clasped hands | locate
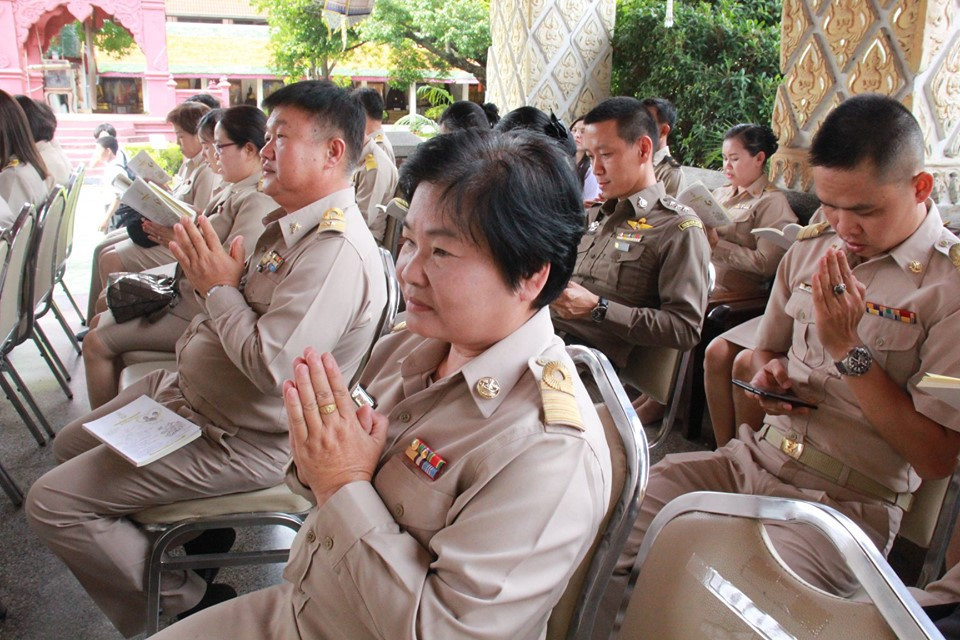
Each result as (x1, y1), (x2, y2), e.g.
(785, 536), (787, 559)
(747, 248), (865, 415)
(285, 348), (389, 507)
(168, 214), (245, 297)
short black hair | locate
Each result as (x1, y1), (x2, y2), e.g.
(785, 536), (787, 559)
(399, 129), (584, 308)
(641, 97), (677, 130)
(262, 80), (364, 167)
(197, 108), (224, 142)
(94, 123), (117, 139)
(810, 94), (924, 182)
(353, 87), (385, 122)
(481, 102), (500, 127)
(186, 93), (222, 109)
(495, 106), (576, 157)
(584, 97), (659, 153)
(96, 135), (119, 155)
(438, 101), (490, 132)
(218, 105), (268, 151)
(14, 96), (57, 142)
(724, 123), (778, 160)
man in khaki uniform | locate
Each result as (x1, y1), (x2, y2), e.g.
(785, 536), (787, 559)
(597, 95), (960, 637)
(152, 125), (610, 640)
(354, 87), (395, 164)
(551, 97), (710, 370)
(354, 133), (398, 244)
(26, 81), (388, 638)
(642, 97), (685, 197)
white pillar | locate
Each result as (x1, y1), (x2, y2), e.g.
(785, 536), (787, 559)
(255, 78), (264, 107)
(459, 82), (470, 101)
(408, 83), (417, 117)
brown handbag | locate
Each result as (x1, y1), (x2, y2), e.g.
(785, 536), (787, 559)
(105, 273), (179, 323)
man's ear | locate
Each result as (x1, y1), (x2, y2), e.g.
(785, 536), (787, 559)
(325, 137), (348, 170)
(913, 171), (934, 203)
(636, 135), (654, 165)
(659, 123), (671, 142)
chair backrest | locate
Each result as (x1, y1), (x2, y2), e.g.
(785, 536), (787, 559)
(32, 186), (68, 306)
(349, 247), (402, 388)
(58, 164), (85, 265)
(546, 345), (649, 640)
(379, 197), (408, 260)
(0, 206), (37, 347)
(619, 492), (943, 640)
(899, 467), (960, 587)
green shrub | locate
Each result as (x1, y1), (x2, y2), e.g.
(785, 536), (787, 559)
(123, 144), (184, 176)
(612, 0), (782, 168)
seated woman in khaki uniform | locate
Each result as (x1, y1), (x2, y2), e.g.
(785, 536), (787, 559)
(0, 90), (49, 228)
(87, 101), (219, 321)
(155, 129), (612, 640)
(83, 105), (277, 409)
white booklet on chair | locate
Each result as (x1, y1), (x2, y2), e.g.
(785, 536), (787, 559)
(82, 395), (202, 467)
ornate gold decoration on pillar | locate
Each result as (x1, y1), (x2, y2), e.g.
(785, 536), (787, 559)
(823, 0), (875, 69)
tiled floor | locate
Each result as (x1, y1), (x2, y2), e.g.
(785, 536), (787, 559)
(0, 184), (714, 639)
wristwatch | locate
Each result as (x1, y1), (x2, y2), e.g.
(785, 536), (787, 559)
(834, 346), (873, 377)
(591, 296), (608, 323)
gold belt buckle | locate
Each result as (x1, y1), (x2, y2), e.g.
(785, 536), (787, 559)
(780, 432), (804, 460)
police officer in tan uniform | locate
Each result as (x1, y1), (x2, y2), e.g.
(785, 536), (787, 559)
(642, 97), (685, 197)
(88, 102), (219, 321)
(596, 95), (960, 638)
(26, 82), (388, 638)
(551, 97), (710, 372)
(153, 127), (610, 640)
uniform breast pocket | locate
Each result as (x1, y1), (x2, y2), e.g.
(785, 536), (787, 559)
(784, 291), (817, 365)
(857, 313), (922, 385)
(374, 455), (454, 546)
(242, 271), (279, 315)
(611, 242), (651, 301)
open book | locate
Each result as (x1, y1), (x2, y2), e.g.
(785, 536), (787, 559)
(121, 177), (197, 227)
(918, 374), (960, 411)
(127, 149), (173, 185)
(750, 223), (805, 250)
(82, 395), (202, 467)
(677, 181), (732, 228)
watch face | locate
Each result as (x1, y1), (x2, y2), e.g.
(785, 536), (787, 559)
(837, 346), (873, 376)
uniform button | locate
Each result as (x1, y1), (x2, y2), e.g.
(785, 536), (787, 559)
(322, 536), (334, 551)
(876, 337), (885, 347)
(398, 411), (411, 423)
(306, 531), (316, 544)
(798, 311), (806, 320)
(394, 504), (404, 518)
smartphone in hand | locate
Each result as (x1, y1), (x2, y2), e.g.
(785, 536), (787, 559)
(732, 379), (819, 410)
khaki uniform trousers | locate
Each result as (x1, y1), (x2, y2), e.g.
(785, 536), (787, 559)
(592, 424), (894, 640)
(87, 229), (128, 321)
(153, 582), (297, 639)
(24, 370), (290, 638)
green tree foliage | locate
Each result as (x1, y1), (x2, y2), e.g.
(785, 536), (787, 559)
(360, 0), (490, 86)
(613, 0), (782, 168)
(253, 0), (363, 81)
(48, 19), (136, 58)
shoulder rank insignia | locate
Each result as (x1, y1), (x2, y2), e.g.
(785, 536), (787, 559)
(374, 132), (385, 143)
(678, 218), (704, 232)
(3, 157), (19, 170)
(257, 176), (265, 192)
(626, 218), (653, 231)
(540, 361), (583, 430)
(391, 320), (407, 333)
(406, 438), (446, 480)
(661, 195), (696, 218)
(950, 243), (960, 270)
(364, 153), (377, 171)
(665, 155), (681, 169)
(317, 207), (346, 234)
(795, 221), (832, 241)
(257, 250), (285, 273)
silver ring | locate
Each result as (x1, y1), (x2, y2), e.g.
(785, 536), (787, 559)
(833, 283), (847, 296)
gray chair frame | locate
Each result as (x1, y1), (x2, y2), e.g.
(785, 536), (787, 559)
(625, 492), (944, 639)
(0, 235), (23, 506)
(558, 345), (649, 639)
(378, 197), (408, 261)
(902, 467), (960, 588)
(55, 164), (87, 324)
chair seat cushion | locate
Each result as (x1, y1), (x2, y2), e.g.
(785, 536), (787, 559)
(121, 350), (176, 366)
(118, 360), (177, 390)
(132, 484), (313, 525)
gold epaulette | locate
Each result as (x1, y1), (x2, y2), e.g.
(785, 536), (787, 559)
(390, 320), (407, 333)
(949, 243), (960, 271)
(364, 153), (377, 171)
(795, 221), (832, 241)
(3, 157), (20, 170)
(374, 132), (385, 143)
(539, 361), (583, 430)
(317, 207), (346, 234)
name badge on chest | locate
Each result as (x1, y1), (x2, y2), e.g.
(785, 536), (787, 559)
(257, 250), (285, 273)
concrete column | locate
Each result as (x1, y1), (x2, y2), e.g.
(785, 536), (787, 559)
(408, 82), (417, 117)
(140, 0), (175, 116)
(459, 82), (470, 101)
(256, 77), (264, 107)
(485, 0), (615, 122)
(0, 0), (27, 97)
(769, 0), (960, 216)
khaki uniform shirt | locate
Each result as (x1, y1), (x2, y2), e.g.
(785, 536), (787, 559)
(653, 145), (685, 197)
(711, 175), (797, 294)
(171, 187), (387, 440)
(172, 153), (218, 212)
(372, 128), (396, 165)
(37, 140), (72, 187)
(282, 307), (611, 640)
(0, 158), (48, 224)
(751, 202), (960, 538)
(353, 136), (399, 243)
(553, 182), (710, 367)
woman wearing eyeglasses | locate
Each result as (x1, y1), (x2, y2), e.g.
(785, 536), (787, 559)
(83, 105), (278, 409)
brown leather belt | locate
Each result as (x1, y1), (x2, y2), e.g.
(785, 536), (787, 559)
(759, 424), (914, 511)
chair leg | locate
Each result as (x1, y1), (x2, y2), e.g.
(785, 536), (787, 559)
(0, 459), (24, 506)
(49, 299), (83, 355)
(3, 361), (57, 439)
(58, 277), (86, 326)
(32, 327), (74, 398)
(0, 368), (47, 446)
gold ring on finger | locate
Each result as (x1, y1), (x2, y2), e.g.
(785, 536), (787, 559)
(320, 403), (338, 415)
